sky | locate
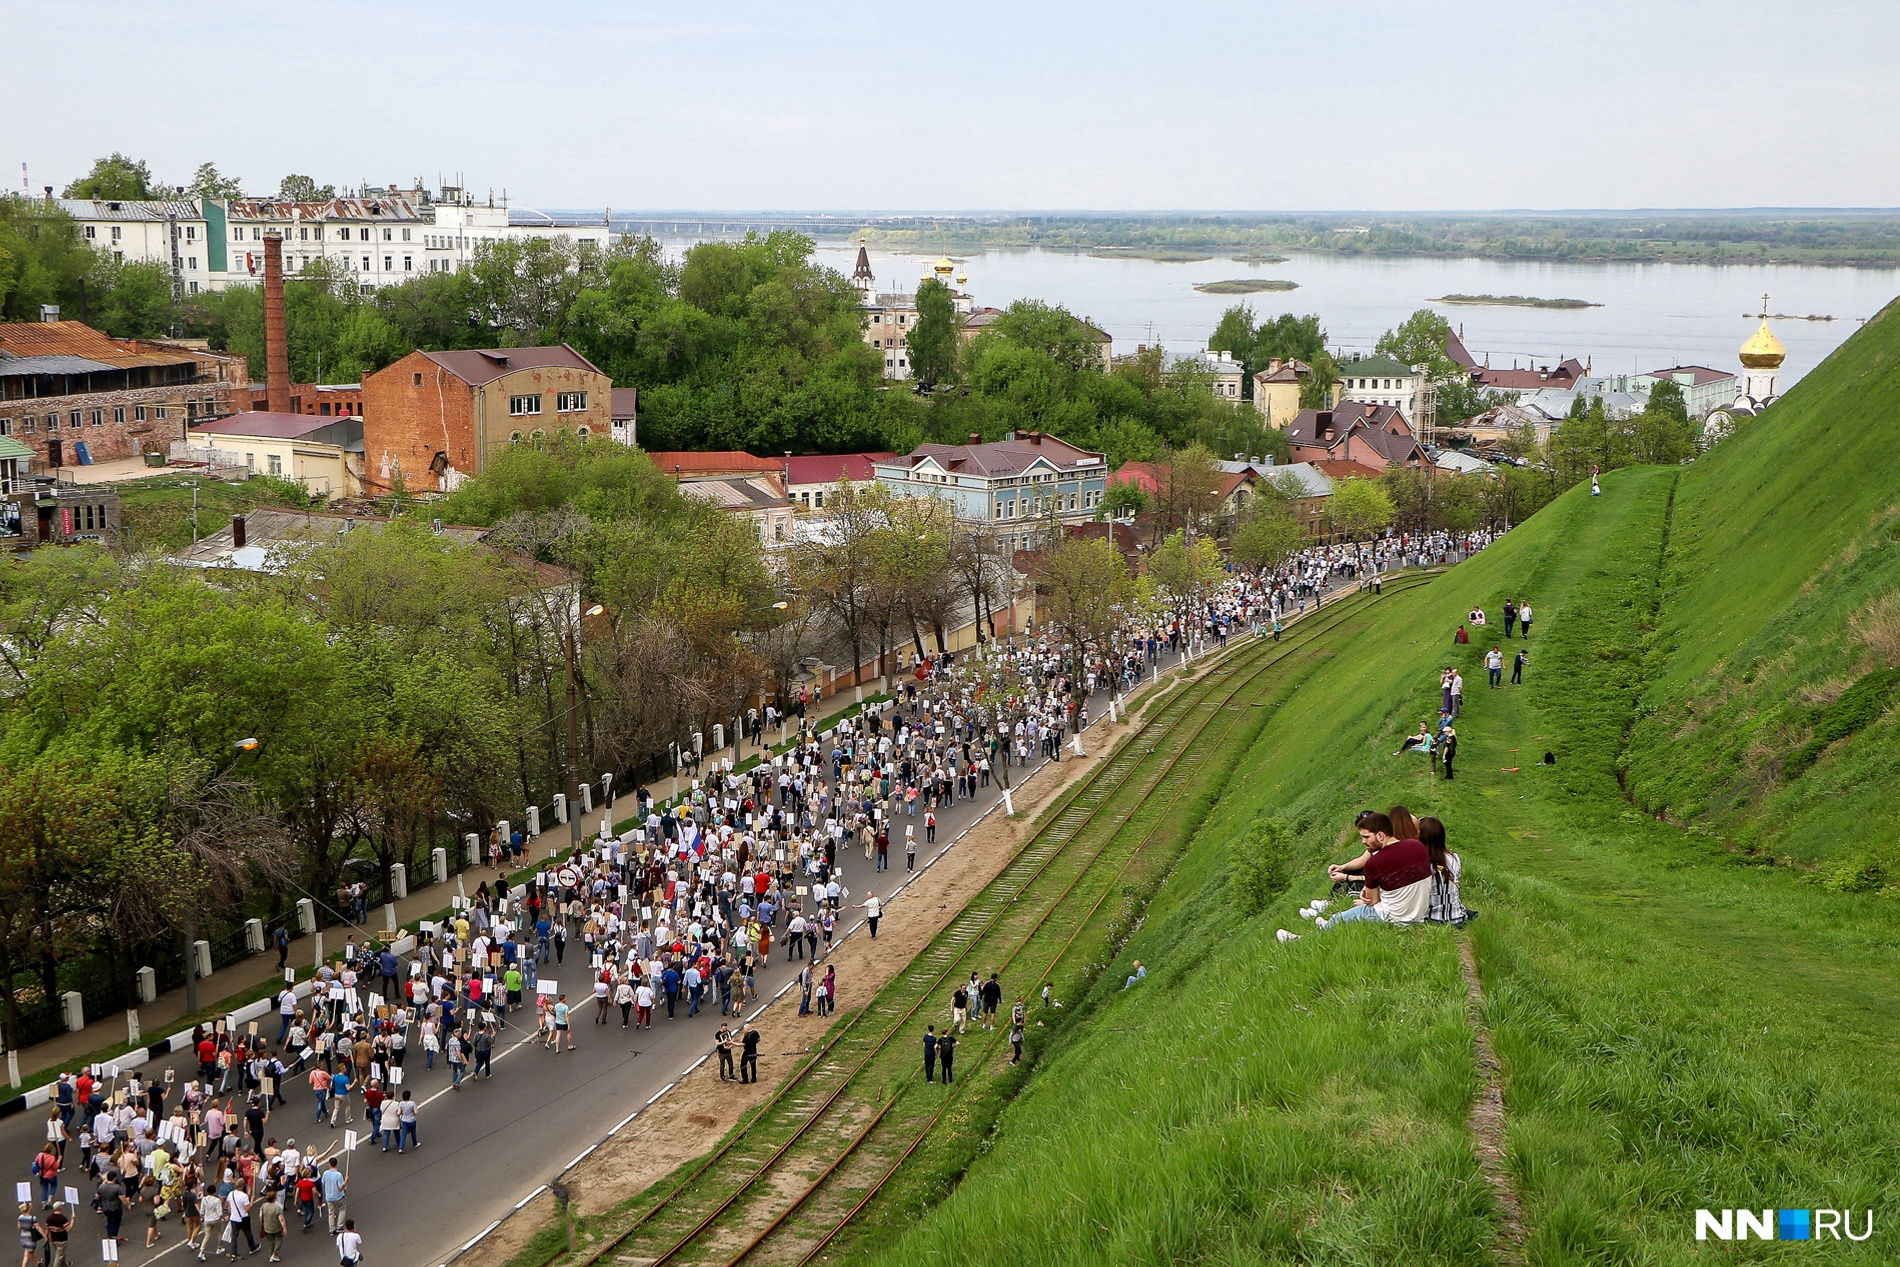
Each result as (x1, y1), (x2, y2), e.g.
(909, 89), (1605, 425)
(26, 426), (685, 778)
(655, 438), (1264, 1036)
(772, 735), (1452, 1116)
(5, 0), (1898, 213)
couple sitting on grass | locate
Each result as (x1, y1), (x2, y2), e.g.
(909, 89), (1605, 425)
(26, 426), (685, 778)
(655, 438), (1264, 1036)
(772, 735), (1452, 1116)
(1277, 806), (1466, 943)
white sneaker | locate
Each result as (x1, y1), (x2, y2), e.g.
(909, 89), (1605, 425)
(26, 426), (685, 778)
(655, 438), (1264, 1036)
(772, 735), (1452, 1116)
(1276, 929), (1300, 943)
(1310, 899), (1332, 914)
(1298, 906), (1314, 919)
(1314, 917), (1332, 931)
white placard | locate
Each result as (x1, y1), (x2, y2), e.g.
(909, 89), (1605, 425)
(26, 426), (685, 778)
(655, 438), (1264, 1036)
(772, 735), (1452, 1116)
(15, 1181), (30, 1203)
(102, 1239), (120, 1262)
(64, 1186), (79, 1208)
(390, 1066), (403, 1087)
(537, 980), (558, 995)
(343, 1129), (359, 1152)
(480, 1011), (496, 1025)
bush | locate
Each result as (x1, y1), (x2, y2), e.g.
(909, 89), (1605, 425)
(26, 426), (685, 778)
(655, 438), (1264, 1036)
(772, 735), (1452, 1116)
(1781, 666), (1900, 779)
(1229, 809), (1295, 915)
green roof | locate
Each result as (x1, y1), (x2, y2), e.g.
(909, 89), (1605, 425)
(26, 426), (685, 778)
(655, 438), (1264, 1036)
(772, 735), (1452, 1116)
(1340, 354), (1415, 378)
(0, 436), (34, 460)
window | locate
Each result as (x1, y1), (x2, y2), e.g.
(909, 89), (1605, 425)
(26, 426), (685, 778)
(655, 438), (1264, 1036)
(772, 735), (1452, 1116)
(0, 418), (9, 436)
(236, 227), (245, 241)
(413, 373), (423, 387)
(84, 225), (96, 239)
(337, 227), (350, 240)
(46, 414), (59, 431)
(189, 281), (199, 293)
(153, 406), (167, 420)
(401, 228), (411, 241)
(576, 425), (590, 438)
(69, 410), (82, 428)
(22, 416), (35, 432)
(252, 227), (262, 240)
(111, 226), (122, 243)
(89, 410), (103, 426)
(556, 391), (588, 412)
(510, 431), (524, 444)
(245, 453), (256, 472)
(267, 454), (283, 475)
(361, 256), (370, 271)
(403, 256), (412, 271)
(133, 406), (146, 422)
(383, 256), (392, 271)
(298, 227), (308, 240)
(510, 394), (543, 417)
(185, 226), (196, 241)
(188, 256), (197, 269)
(113, 406), (125, 424)
(359, 227), (370, 241)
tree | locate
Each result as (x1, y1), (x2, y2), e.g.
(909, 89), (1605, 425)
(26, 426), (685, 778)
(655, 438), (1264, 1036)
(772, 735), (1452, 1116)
(1434, 375), (1512, 427)
(1229, 809), (1295, 916)
(1208, 303), (1257, 382)
(1329, 477), (1394, 540)
(1146, 530), (1225, 616)
(63, 153), (156, 200)
(90, 257), (174, 339)
(1028, 534), (1137, 724)
(278, 174), (336, 202)
(1375, 308), (1457, 381)
(1149, 444), (1225, 540)
(908, 277), (959, 387)
(1099, 479), (1151, 521)
(187, 163), (245, 200)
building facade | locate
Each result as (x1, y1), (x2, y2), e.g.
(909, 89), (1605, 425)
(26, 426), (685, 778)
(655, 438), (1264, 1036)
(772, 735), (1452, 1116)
(873, 432), (1108, 550)
(0, 320), (247, 468)
(359, 346), (612, 493)
(189, 412), (366, 498)
(1252, 358), (1328, 427)
(1334, 353), (1430, 428)
(1633, 364), (1740, 420)
(56, 198), (212, 294)
(1283, 401), (1427, 472)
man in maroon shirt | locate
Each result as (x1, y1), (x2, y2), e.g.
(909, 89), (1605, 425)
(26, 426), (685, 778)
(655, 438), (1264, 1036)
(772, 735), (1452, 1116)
(1279, 811), (1437, 941)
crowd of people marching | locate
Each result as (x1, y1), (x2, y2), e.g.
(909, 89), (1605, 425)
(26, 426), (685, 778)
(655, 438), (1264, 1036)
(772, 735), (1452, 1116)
(14, 528), (1504, 1267)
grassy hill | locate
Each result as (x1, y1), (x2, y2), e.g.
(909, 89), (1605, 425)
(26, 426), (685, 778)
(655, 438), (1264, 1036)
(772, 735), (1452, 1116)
(852, 302), (1900, 1263)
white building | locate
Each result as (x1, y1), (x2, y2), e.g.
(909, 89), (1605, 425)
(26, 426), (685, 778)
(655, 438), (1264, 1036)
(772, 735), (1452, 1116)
(217, 196), (430, 289)
(421, 192), (612, 274)
(1175, 348), (1245, 399)
(1335, 353), (1430, 427)
(55, 198), (213, 293)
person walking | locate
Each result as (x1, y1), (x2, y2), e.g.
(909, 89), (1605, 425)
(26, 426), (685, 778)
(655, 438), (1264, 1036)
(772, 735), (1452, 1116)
(860, 893), (881, 940)
(950, 984), (969, 1034)
(1519, 601), (1534, 639)
(552, 994), (574, 1051)
(1485, 646), (1503, 688)
(258, 1196), (285, 1263)
(1502, 599), (1518, 638)
(319, 1159), (347, 1235)
(1009, 1013), (1025, 1064)
(226, 1186), (259, 1257)
(922, 1026), (938, 1083)
(739, 1024), (760, 1084)
(937, 1031), (957, 1084)
(194, 1186), (221, 1262)
(1512, 649), (1527, 685)
(472, 1026), (495, 1080)
(335, 1219), (363, 1267)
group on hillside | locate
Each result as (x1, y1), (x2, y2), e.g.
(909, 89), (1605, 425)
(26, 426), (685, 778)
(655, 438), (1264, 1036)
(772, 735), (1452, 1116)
(1276, 805), (1469, 943)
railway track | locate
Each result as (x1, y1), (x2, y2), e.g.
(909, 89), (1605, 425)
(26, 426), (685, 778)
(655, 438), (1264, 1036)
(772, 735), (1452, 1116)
(570, 577), (1433, 1267)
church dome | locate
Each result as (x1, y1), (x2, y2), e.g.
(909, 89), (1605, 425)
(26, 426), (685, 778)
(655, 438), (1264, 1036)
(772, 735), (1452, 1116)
(1739, 317), (1785, 369)
(933, 255), (956, 276)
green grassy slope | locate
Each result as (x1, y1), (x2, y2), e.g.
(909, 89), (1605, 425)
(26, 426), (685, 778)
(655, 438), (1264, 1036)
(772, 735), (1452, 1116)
(863, 362), (1900, 1262)
(1624, 298), (1900, 880)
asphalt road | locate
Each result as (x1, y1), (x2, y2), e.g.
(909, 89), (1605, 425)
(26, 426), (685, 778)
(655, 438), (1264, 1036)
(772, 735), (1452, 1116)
(12, 639), (1221, 1267)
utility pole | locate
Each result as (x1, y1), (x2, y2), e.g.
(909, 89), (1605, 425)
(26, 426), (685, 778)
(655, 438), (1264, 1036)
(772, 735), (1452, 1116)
(563, 627), (581, 805)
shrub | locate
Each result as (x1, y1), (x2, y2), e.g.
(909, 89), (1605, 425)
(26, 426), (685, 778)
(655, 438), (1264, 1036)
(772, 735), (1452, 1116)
(1781, 667), (1900, 779)
(1229, 809), (1294, 916)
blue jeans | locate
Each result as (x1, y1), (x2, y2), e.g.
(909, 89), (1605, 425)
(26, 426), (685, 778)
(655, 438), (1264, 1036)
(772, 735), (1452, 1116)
(312, 1090), (328, 1121)
(1323, 904), (1383, 928)
(1488, 667), (1501, 687)
(399, 1120), (418, 1151)
(450, 1059), (465, 1087)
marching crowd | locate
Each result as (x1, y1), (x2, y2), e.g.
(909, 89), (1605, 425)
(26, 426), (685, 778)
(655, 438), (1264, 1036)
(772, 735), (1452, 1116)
(14, 528), (1505, 1267)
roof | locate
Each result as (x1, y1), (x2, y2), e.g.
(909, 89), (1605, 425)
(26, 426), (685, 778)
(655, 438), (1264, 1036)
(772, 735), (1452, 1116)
(679, 477), (792, 511)
(192, 412), (358, 443)
(610, 388), (639, 421)
(784, 452), (897, 487)
(171, 506), (487, 569)
(224, 197), (424, 222)
(1434, 449), (1494, 474)
(1174, 350), (1244, 376)
(56, 198), (202, 221)
(1269, 462), (1334, 497)
(888, 433), (1105, 479)
(1475, 357), (1588, 391)
(1310, 459), (1385, 482)
(1642, 365), (1736, 386)
(0, 435), (35, 461)
(1252, 358), (1313, 384)
(644, 450), (783, 477)
(1445, 328), (1477, 369)
(1285, 402), (1424, 467)
(416, 346), (600, 387)
(1337, 354), (1417, 379)
(0, 354), (120, 376)
(0, 321), (198, 371)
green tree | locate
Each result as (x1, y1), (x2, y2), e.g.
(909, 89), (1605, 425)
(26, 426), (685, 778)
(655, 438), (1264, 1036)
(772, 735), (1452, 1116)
(1208, 303), (1257, 377)
(0, 201), (97, 322)
(1375, 308), (1457, 381)
(63, 153), (156, 200)
(1329, 477), (1394, 540)
(277, 174), (336, 202)
(907, 277), (959, 386)
(187, 163), (245, 200)
(1147, 529), (1225, 615)
(1028, 534), (1138, 725)
(90, 257), (174, 339)
(1099, 479), (1151, 520)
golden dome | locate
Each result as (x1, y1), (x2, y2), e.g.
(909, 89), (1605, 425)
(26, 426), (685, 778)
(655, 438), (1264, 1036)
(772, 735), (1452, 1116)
(1740, 317), (1785, 369)
(933, 255), (955, 275)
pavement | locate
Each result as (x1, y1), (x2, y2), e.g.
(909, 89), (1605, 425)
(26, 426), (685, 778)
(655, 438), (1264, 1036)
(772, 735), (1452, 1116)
(4, 636), (1228, 1267)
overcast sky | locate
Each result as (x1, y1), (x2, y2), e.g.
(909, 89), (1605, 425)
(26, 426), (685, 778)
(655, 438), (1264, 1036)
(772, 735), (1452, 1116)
(6, 0), (1895, 212)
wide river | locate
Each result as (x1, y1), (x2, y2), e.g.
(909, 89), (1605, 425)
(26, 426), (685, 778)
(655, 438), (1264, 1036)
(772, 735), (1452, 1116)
(773, 241), (1899, 389)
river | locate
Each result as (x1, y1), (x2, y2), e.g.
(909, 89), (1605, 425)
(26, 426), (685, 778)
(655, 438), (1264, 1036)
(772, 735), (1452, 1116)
(788, 242), (1900, 389)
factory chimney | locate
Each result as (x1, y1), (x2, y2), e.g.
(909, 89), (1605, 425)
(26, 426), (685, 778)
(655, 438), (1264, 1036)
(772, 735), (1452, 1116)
(262, 232), (291, 414)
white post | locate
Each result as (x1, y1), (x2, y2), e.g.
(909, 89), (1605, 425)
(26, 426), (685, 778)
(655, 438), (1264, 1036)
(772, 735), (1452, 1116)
(295, 898), (316, 935)
(527, 805), (542, 837)
(553, 793), (568, 825)
(464, 832), (480, 867)
(711, 724), (725, 752)
(136, 966), (156, 1004)
(579, 781), (592, 814)
(61, 991), (85, 1033)
(1072, 730), (1085, 757)
(244, 918), (265, 953)
(1002, 787), (1015, 816)
(383, 903), (398, 935)
(191, 940), (212, 980)
(390, 863), (408, 900)
(431, 847), (448, 885)
(126, 1009), (140, 1046)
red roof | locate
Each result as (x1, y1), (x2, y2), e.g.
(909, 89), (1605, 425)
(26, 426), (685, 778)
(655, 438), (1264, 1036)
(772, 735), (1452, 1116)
(418, 346), (599, 387)
(642, 450), (782, 476)
(1474, 357), (1587, 391)
(1311, 459), (1384, 481)
(193, 411), (342, 440)
(784, 452), (897, 486)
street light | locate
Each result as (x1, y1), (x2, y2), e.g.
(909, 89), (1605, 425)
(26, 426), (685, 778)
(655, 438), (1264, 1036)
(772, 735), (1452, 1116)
(235, 737), (259, 752)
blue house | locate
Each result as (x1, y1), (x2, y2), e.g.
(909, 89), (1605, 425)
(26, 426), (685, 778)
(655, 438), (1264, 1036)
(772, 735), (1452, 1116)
(873, 431), (1108, 550)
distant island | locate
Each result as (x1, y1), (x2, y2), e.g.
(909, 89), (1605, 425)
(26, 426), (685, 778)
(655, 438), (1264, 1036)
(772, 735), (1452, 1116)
(1433, 293), (1601, 309)
(1749, 311), (1835, 321)
(1231, 252), (1290, 264)
(1195, 279), (1300, 294)
(1085, 248), (1214, 262)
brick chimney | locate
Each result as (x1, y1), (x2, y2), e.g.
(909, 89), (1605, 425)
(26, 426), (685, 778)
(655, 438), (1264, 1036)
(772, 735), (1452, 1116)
(232, 514), (247, 548)
(262, 233), (291, 414)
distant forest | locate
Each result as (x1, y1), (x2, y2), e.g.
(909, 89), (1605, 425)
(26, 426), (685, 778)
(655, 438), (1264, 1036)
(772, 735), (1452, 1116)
(857, 212), (1900, 267)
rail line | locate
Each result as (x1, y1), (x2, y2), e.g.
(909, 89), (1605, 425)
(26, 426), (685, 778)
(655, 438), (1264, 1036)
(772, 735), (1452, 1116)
(570, 577), (1432, 1267)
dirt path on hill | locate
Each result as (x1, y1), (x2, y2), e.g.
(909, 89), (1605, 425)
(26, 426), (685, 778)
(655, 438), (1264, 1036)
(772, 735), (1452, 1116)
(1460, 936), (1526, 1265)
(466, 712), (1136, 1267)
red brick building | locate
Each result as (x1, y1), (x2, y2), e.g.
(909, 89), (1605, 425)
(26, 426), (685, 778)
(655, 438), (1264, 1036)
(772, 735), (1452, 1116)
(1283, 401), (1427, 472)
(359, 346), (612, 494)
(0, 321), (247, 468)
